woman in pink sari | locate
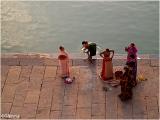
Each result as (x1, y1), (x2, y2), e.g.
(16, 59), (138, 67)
(125, 43), (138, 64)
(58, 46), (70, 78)
(125, 43), (138, 86)
(100, 49), (114, 81)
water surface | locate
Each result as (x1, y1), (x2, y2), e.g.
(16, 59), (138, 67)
(1, 1), (159, 54)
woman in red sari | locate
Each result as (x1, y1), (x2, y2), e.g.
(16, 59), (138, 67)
(58, 46), (70, 78)
(100, 49), (114, 80)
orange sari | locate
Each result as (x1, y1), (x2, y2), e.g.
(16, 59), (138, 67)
(58, 51), (70, 77)
(101, 57), (113, 80)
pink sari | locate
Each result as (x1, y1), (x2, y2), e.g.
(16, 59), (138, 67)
(58, 51), (70, 77)
(127, 46), (138, 63)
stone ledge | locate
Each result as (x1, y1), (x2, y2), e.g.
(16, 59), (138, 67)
(2, 53), (157, 59)
(1, 53), (159, 66)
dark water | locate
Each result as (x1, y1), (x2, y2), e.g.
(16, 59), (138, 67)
(1, 1), (159, 54)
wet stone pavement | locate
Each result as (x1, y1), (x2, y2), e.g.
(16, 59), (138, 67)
(1, 54), (159, 119)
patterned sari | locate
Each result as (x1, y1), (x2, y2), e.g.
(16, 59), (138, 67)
(126, 46), (138, 86)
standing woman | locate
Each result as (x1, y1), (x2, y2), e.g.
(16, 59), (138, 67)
(125, 43), (138, 86)
(58, 46), (70, 78)
(100, 49), (114, 80)
(125, 43), (138, 64)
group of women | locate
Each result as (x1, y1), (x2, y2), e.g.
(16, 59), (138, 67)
(58, 42), (138, 100)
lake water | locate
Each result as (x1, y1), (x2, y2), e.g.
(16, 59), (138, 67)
(1, 1), (159, 54)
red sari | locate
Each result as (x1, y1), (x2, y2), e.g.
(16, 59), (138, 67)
(101, 57), (113, 80)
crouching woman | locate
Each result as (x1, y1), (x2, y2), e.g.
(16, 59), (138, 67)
(119, 66), (133, 101)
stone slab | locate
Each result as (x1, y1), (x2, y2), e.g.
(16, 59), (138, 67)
(44, 66), (57, 78)
(24, 90), (40, 104)
(61, 106), (76, 116)
(38, 88), (53, 108)
(21, 104), (37, 119)
(30, 66), (45, 79)
(36, 108), (50, 119)
(92, 104), (105, 116)
(2, 84), (17, 103)
(1, 103), (12, 114)
(76, 108), (91, 119)
(13, 94), (25, 107)
(5, 66), (21, 84)
(50, 110), (61, 119)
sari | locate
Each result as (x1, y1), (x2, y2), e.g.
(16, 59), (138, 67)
(58, 51), (70, 78)
(101, 57), (113, 80)
(127, 46), (138, 63)
(128, 61), (137, 87)
(126, 46), (138, 85)
(119, 69), (133, 101)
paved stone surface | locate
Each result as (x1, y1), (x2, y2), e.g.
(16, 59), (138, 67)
(76, 108), (91, 119)
(1, 55), (159, 119)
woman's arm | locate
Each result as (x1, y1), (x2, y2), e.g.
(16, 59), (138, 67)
(125, 47), (128, 52)
(100, 51), (104, 58)
(110, 50), (114, 59)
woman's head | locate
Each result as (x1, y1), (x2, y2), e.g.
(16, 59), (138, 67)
(130, 43), (135, 47)
(59, 46), (64, 51)
(124, 66), (129, 72)
(106, 48), (110, 52)
(82, 41), (89, 48)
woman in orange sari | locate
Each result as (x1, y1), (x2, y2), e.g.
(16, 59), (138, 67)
(100, 49), (114, 81)
(58, 46), (70, 78)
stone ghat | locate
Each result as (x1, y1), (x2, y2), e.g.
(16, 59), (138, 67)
(1, 53), (159, 67)
(1, 53), (159, 119)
